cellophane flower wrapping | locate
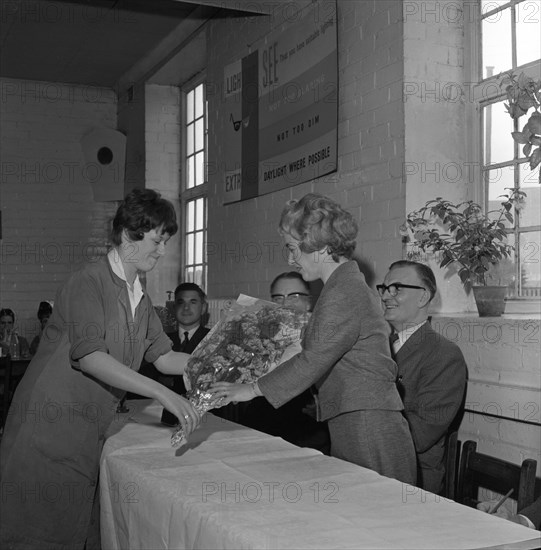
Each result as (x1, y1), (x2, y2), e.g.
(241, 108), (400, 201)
(170, 294), (308, 448)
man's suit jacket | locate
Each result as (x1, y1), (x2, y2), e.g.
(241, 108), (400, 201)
(160, 325), (210, 426)
(520, 495), (541, 530)
(394, 321), (467, 494)
(168, 325), (210, 353)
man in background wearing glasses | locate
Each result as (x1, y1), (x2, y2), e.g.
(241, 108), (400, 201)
(377, 260), (467, 495)
(270, 271), (312, 312)
(240, 271), (330, 454)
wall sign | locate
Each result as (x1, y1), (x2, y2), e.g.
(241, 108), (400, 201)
(223, 1), (337, 204)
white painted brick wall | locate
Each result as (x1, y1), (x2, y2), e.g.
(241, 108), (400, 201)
(143, 84), (182, 306)
(433, 316), (541, 477)
(0, 78), (117, 342)
(403, 1), (474, 314)
(206, 0), (405, 300)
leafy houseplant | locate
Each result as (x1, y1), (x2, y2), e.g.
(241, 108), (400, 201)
(501, 71), (541, 183)
(401, 188), (526, 316)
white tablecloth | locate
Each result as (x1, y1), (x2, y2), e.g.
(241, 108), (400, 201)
(100, 400), (540, 550)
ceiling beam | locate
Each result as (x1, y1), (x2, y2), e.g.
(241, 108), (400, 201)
(114, 4), (218, 95)
(170, 0), (274, 15)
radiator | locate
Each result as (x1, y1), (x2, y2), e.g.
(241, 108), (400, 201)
(206, 298), (236, 327)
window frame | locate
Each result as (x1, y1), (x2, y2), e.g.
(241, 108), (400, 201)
(466, 0), (540, 310)
(180, 75), (208, 291)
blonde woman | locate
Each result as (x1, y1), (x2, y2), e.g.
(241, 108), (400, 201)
(211, 193), (416, 484)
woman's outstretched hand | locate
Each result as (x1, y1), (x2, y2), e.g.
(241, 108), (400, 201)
(158, 388), (201, 434)
(208, 382), (258, 406)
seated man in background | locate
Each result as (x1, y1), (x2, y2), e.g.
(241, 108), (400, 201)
(161, 282), (210, 425)
(378, 260), (467, 494)
(29, 301), (53, 356)
(166, 282), (210, 355)
(239, 271), (331, 454)
(0, 308), (30, 358)
(478, 495), (541, 530)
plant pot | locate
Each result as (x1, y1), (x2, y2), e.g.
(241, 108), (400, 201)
(472, 286), (507, 317)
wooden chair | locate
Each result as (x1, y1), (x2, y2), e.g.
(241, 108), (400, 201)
(457, 440), (537, 513)
(442, 430), (459, 500)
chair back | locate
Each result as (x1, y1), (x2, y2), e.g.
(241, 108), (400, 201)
(457, 440), (537, 513)
(443, 430), (459, 500)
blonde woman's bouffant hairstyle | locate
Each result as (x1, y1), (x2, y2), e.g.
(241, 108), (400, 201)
(279, 193), (358, 261)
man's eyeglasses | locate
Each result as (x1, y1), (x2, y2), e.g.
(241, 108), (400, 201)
(376, 283), (426, 297)
(271, 292), (310, 305)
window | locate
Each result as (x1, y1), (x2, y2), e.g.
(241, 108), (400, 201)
(181, 80), (208, 289)
(476, 0), (540, 299)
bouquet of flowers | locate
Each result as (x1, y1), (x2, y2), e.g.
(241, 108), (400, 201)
(170, 294), (308, 448)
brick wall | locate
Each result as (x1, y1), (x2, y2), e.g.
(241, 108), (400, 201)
(142, 84), (182, 306)
(433, 316), (541, 507)
(0, 78), (117, 342)
(205, 0), (405, 299)
(403, 1), (474, 313)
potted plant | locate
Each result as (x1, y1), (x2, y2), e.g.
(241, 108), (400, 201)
(401, 188), (526, 317)
(500, 71), (541, 182)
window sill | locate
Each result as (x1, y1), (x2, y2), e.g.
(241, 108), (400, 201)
(431, 311), (541, 321)
(430, 300), (540, 320)
(502, 299), (541, 317)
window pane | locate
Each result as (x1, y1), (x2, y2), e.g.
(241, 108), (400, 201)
(187, 156), (195, 189)
(483, 100), (514, 165)
(195, 198), (204, 230)
(482, 8), (511, 78)
(195, 232), (203, 264)
(516, 1), (541, 67)
(518, 106), (539, 160)
(519, 230), (541, 296)
(195, 118), (204, 152)
(493, 232), (516, 292)
(195, 84), (203, 119)
(186, 233), (194, 264)
(519, 164), (541, 227)
(183, 82), (207, 296)
(187, 90), (194, 123)
(196, 265), (207, 288)
(486, 166), (516, 228)
(481, 0), (510, 11)
(187, 123), (194, 156)
(187, 200), (195, 231)
(192, 267), (202, 287)
(195, 151), (205, 186)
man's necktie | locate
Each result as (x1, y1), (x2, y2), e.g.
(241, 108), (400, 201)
(389, 333), (403, 388)
(390, 332), (399, 356)
(181, 331), (189, 351)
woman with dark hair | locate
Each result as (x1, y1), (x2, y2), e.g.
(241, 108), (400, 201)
(211, 193), (416, 484)
(0, 189), (199, 550)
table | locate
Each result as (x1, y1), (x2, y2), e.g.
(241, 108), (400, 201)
(100, 401), (541, 550)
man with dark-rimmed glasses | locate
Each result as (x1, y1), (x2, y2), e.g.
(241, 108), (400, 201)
(242, 270), (330, 454)
(378, 260), (467, 495)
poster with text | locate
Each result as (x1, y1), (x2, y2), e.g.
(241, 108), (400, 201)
(223, 1), (337, 204)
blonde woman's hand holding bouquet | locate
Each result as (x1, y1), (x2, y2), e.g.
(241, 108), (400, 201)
(170, 294), (308, 448)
